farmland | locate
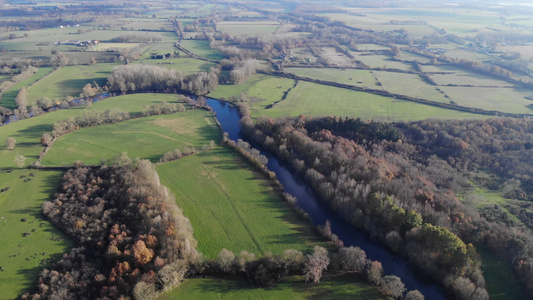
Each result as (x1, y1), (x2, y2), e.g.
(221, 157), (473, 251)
(157, 146), (324, 258)
(41, 109), (220, 166)
(0, 67), (54, 109)
(1, 0), (533, 299)
(217, 21), (280, 37)
(248, 81), (483, 121)
(209, 74), (296, 109)
(0, 93), (182, 168)
(284, 68), (383, 90)
(0, 170), (73, 300)
(26, 64), (118, 104)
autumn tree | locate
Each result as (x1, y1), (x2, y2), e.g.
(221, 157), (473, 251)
(132, 240), (154, 265)
(303, 246), (329, 283)
(5, 137), (15, 150)
(366, 260), (384, 286)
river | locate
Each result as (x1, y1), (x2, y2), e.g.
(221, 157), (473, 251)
(206, 98), (448, 300)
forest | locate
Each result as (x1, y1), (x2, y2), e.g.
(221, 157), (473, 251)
(22, 159), (198, 299)
(243, 114), (533, 299)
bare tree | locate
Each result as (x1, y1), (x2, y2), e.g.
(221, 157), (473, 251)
(303, 245), (329, 283)
(336, 246), (367, 272)
(380, 275), (406, 299)
(217, 249), (235, 273)
(41, 133), (53, 147)
(405, 290), (425, 300)
(6, 137), (16, 150)
(14, 154), (26, 168)
(15, 87), (27, 108)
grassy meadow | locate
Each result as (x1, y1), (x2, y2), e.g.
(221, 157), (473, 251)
(0, 170), (73, 300)
(0, 93), (183, 168)
(217, 21), (280, 36)
(179, 40), (223, 60)
(249, 81), (484, 121)
(439, 86), (533, 114)
(157, 146), (325, 258)
(158, 273), (383, 300)
(209, 74), (296, 109)
(0, 67), (54, 109)
(372, 71), (451, 103)
(26, 64), (118, 104)
(285, 68), (383, 90)
(351, 53), (414, 71)
(138, 57), (216, 76)
(41, 109), (220, 166)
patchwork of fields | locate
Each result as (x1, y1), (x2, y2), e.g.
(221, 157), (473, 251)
(1, 1), (533, 299)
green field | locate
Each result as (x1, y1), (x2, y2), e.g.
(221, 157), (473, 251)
(251, 81), (483, 121)
(138, 57), (216, 76)
(424, 65), (512, 87)
(179, 40), (223, 60)
(0, 67), (54, 109)
(352, 53), (414, 71)
(0, 170), (73, 300)
(158, 273), (383, 300)
(209, 74), (296, 109)
(157, 146), (324, 258)
(0, 94), (182, 168)
(373, 71), (451, 103)
(217, 21), (279, 36)
(26, 64), (119, 104)
(439, 86), (533, 114)
(285, 68), (383, 90)
(41, 109), (220, 166)
(91, 42), (140, 51)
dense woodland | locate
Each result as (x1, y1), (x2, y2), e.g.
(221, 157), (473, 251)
(22, 159), (198, 299)
(243, 115), (533, 299)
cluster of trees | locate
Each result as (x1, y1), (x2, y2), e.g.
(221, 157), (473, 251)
(52, 108), (130, 137)
(80, 82), (103, 98)
(229, 59), (259, 84)
(243, 115), (488, 299)
(142, 101), (186, 117)
(23, 159), (197, 299)
(106, 64), (219, 96)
